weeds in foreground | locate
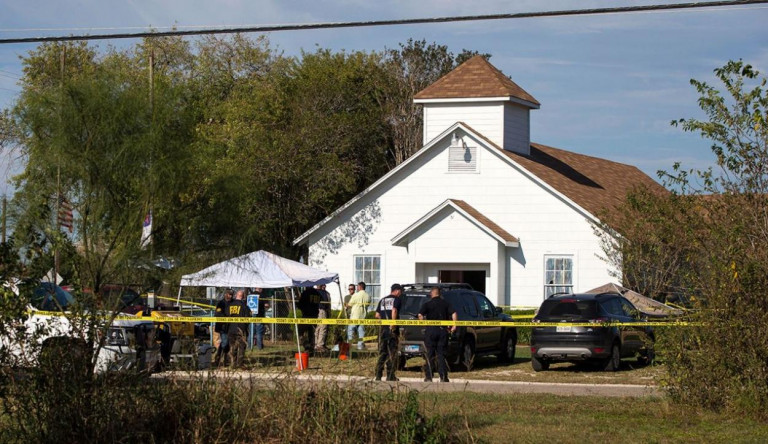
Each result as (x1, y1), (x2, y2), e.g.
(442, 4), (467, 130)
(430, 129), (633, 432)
(0, 366), (469, 444)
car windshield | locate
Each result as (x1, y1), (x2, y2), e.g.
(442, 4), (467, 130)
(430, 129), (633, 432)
(31, 283), (75, 311)
(536, 299), (597, 320)
(401, 293), (428, 316)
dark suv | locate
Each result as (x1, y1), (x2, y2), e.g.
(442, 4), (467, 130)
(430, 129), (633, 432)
(398, 283), (517, 371)
(530, 293), (654, 372)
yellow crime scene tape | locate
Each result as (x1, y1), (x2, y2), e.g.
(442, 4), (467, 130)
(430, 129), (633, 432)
(29, 310), (701, 328)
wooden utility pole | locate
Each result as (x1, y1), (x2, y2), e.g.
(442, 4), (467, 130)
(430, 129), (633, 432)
(2, 195), (7, 244)
(54, 46), (66, 281)
(148, 45), (154, 258)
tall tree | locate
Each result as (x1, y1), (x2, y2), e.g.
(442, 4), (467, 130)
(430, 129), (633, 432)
(8, 40), (198, 292)
(597, 60), (768, 416)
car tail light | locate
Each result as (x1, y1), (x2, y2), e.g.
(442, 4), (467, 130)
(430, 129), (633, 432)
(593, 347), (605, 354)
(530, 347), (537, 353)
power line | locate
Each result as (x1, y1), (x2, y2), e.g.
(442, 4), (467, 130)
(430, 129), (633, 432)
(0, 0), (765, 45)
(0, 70), (21, 79)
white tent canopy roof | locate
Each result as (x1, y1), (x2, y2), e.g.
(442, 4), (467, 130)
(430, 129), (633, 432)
(180, 250), (338, 288)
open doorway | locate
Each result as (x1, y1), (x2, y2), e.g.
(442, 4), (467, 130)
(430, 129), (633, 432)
(438, 270), (486, 294)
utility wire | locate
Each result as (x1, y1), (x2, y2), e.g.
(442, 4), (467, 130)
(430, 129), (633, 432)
(0, 0), (766, 44)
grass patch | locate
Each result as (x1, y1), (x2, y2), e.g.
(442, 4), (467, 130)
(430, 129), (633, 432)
(424, 392), (768, 443)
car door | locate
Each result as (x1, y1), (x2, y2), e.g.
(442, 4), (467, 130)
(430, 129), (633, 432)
(473, 292), (501, 350)
(619, 298), (645, 353)
(600, 297), (633, 352)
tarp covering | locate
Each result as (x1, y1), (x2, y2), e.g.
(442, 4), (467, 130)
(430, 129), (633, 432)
(587, 283), (683, 318)
(180, 250), (338, 288)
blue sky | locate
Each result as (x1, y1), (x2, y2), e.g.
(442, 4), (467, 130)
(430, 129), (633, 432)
(1, 0), (767, 196)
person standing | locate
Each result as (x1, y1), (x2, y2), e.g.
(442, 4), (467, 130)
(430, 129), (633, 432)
(213, 289), (233, 367)
(314, 284), (331, 352)
(374, 283), (403, 381)
(343, 284), (356, 317)
(418, 286), (458, 382)
(251, 288), (269, 350)
(227, 290), (251, 369)
(298, 286), (321, 353)
(347, 282), (371, 350)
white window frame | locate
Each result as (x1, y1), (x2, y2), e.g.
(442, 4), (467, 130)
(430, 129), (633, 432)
(543, 255), (575, 299)
(353, 254), (382, 300)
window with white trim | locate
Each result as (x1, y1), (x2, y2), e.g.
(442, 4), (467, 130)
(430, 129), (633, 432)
(354, 255), (381, 300)
(544, 255), (573, 298)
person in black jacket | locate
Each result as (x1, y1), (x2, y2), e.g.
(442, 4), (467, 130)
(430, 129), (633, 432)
(227, 290), (251, 369)
(297, 286), (321, 352)
(213, 289), (233, 367)
(418, 286), (458, 382)
(374, 284), (403, 381)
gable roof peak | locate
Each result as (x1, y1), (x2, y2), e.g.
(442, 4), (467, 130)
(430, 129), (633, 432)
(414, 55), (540, 107)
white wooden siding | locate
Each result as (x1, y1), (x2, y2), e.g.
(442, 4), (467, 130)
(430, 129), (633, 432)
(503, 103), (530, 155)
(308, 128), (615, 308)
(423, 103), (504, 147)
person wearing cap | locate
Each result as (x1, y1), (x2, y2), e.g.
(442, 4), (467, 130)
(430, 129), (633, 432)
(374, 283), (403, 381)
(346, 282), (371, 350)
(227, 290), (252, 369)
(213, 289), (234, 367)
(418, 286), (458, 382)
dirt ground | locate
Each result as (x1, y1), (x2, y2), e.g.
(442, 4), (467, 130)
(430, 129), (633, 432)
(233, 342), (664, 386)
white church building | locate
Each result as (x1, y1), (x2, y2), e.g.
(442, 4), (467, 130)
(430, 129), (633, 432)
(293, 56), (660, 308)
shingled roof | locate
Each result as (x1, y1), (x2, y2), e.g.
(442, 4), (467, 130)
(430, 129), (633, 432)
(414, 55), (540, 107)
(505, 143), (665, 217)
(448, 199), (519, 244)
(456, 122), (663, 217)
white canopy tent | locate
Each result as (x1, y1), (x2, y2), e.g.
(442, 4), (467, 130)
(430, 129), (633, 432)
(179, 250), (339, 368)
(180, 250), (338, 289)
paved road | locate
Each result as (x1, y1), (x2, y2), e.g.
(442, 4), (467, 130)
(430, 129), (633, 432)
(158, 371), (662, 398)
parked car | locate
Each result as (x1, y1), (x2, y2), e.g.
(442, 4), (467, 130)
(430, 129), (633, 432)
(2, 281), (160, 372)
(398, 283), (517, 371)
(530, 292), (655, 372)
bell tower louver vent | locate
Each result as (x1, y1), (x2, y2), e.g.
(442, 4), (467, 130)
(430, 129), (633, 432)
(448, 133), (477, 173)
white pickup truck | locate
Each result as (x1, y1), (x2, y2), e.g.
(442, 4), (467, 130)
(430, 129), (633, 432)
(2, 282), (161, 373)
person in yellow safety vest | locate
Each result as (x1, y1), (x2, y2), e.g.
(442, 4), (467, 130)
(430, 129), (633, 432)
(346, 282), (371, 350)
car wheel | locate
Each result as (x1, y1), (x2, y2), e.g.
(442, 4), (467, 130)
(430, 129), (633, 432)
(603, 342), (621, 372)
(497, 332), (517, 363)
(531, 355), (549, 372)
(637, 347), (655, 366)
(460, 339), (476, 372)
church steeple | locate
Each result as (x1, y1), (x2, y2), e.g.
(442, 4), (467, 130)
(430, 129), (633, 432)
(414, 56), (539, 155)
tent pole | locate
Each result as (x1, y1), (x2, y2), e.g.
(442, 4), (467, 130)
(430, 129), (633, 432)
(290, 287), (303, 370)
(271, 292), (276, 344)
